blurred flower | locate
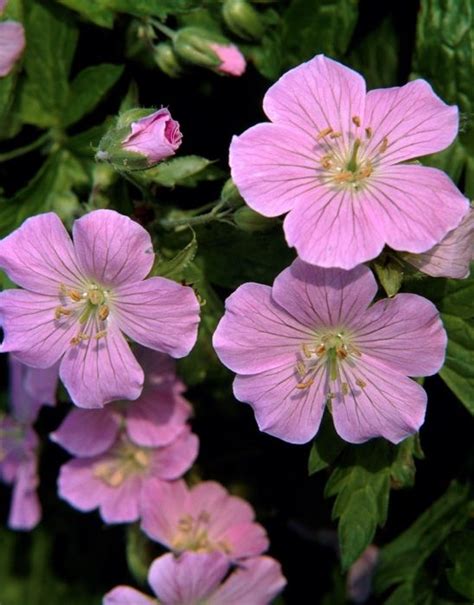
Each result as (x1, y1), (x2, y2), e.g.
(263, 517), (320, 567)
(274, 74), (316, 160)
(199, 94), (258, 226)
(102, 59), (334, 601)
(0, 357), (58, 530)
(0, 210), (200, 408)
(0, 21), (25, 77)
(208, 43), (246, 76)
(213, 259), (446, 444)
(141, 479), (269, 560)
(222, 0), (265, 41)
(229, 54), (469, 269)
(403, 207), (474, 278)
(347, 545), (379, 603)
(154, 43), (184, 78)
(103, 551), (286, 605)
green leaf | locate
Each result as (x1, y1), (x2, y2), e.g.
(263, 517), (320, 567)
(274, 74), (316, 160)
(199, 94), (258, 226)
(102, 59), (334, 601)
(0, 0), (24, 138)
(372, 256), (404, 298)
(152, 230), (198, 281)
(390, 435), (424, 490)
(282, 0), (359, 67)
(18, 1), (78, 127)
(308, 411), (346, 475)
(374, 481), (472, 603)
(101, 0), (202, 18)
(325, 440), (392, 570)
(56, 0), (115, 27)
(63, 64), (124, 127)
(445, 531), (474, 600)
(139, 156), (224, 188)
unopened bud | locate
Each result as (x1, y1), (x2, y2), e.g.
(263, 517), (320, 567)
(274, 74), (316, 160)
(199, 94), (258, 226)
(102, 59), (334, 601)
(96, 107), (182, 171)
(221, 178), (245, 208)
(234, 206), (276, 232)
(154, 42), (183, 78)
(222, 0), (265, 41)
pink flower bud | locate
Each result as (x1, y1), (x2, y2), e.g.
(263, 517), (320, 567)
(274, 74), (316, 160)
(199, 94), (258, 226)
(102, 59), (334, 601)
(0, 21), (25, 77)
(121, 108), (182, 165)
(209, 42), (246, 76)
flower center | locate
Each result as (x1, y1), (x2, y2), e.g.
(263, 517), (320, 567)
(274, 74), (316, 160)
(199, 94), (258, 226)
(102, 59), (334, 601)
(295, 329), (366, 399)
(171, 510), (231, 555)
(316, 116), (390, 192)
(93, 438), (151, 487)
(55, 282), (112, 345)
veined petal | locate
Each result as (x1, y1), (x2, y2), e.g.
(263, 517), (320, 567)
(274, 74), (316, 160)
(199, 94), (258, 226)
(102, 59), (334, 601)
(51, 407), (121, 456)
(59, 321), (144, 409)
(233, 362), (327, 445)
(272, 260), (377, 329)
(148, 428), (198, 480)
(58, 458), (108, 513)
(229, 122), (320, 217)
(364, 80), (458, 165)
(103, 586), (157, 605)
(113, 277), (200, 359)
(0, 213), (83, 295)
(219, 523), (269, 560)
(354, 293), (446, 376)
(72, 210), (154, 287)
(209, 557), (286, 605)
(263, 54), (366, 155)
(8, 459), (41, 530)
(332, 357), (427, 444)
(140, 479), (188, 548)
(213, 283), (309, 375)
(0, 21), (25, 76)
(148, 552), (229, 605)
(283, 185), (385, 269)
(367, 164), (469, 254)
(0, 289), (76, 368)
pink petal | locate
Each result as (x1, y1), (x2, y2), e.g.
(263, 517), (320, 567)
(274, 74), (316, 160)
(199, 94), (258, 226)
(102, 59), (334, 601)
(59, 321), (144, 408)
(72, 210), (154, 287)
(23, 363), (59, 408)
(0, 289), (76, 368)
(8, 459), (41, 531)
(272, 260), (377, 329)
(0, 21), (25, 76)
(209, 556), (287, 605)
(122, 109), (182, 164)
(148, 552), (229, 605)
(57, 458), (107, 513)
(51, 407), (121, 456)
(126, 389), (192, 448)
(213, 283), (309, 375)
(101, 474), (142, 523)
(190, 482), (253, 529)
(140, 479), (188, 548)
(0, 213), (83, 295)
(282, 185), (385, 269)
(354, 293), (446, 376)
(331, 357), (428, 444)
(148, 428), (199, 480)
(263, 54), (366, 153)
(9, 357), (58, 424)
(233, 361), (326, 444)
(103, 586), (157, 605)
(347, 545), (379, 603)
(210, 43), (246, 76)
(404, 207), (474, 278)
(364, 80), (458, 165)
(219, 522), (269, 559)
(366, 164), (469, 254)
(229, 122), (320, 217)
(113, 277), (200, 358)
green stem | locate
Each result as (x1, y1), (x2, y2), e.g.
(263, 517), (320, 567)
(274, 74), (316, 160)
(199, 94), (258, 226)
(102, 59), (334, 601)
(150, 19), (176, 40)
(159, 207), (232, 228)
(0, 132), (50, 163)
(346, 138), (361, 173)
(117, 170), (153, 203)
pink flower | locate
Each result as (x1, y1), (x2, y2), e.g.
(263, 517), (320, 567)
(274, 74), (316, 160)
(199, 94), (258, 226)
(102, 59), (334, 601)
(0, 21), (25, 77)
(403, 207), (474, 278)
(213, 259), (447, 444)
(0, 210), (200, 408)
(121, 108), (182, 165)
(209, 43), (246, 76)
(0, 357), (58, 530)
(141, 479), (269, 560)
(229, 54), (469, 269)
(347, 545), (379, 603)
(103, 552), (286, 605)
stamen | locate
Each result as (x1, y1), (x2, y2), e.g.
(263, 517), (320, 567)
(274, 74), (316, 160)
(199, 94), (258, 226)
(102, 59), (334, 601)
(365, 127), (372, 139)
(54, 306), (72, 320)
(336, 347), (348, 359)
(70, 333), (89, 345)
(315, 344), (326, 357)
(296, 360), (306, 376)
(95, 330), (107, 340)
(358, 164), (373, 178)
(178, 515), (193, 532)
(316, 127), (333, 140)
(341, 382), (349, 395)
(355, 378), (367, 389)
(89, 289), (104, 305)
(296, 378), (314, 390)
(346, 139), (361, 173)
(379, 136), (389, 153)
(133, 449), (149, 467)
(352, 116), (361, 127)
(302, 343), (313, 358)
(329, 131), (342, 139)
(98, 305), (109, 321)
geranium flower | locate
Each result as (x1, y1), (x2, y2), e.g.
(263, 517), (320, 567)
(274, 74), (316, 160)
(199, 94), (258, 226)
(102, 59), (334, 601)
(141, 479), (269, 560)
(213, 259), (447, 444)
(103, 552), (286, 605)
(229, 54), (469, 269)
(209, 43), (246, 76)
(0, 20), (25, 77)
(0, 210), (200, 408)
(0, 357), (58, 530)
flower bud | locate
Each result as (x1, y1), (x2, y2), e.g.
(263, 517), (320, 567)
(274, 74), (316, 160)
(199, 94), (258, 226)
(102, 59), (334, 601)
(234, 206), (276, 232)
(222, 0), (265, 41)
(221, 178), (245, 208)
(96, 108), (182, 171)
(173, 27), (246, 76)
(154, 43), (183, 78)
(0, 20), (25, 77)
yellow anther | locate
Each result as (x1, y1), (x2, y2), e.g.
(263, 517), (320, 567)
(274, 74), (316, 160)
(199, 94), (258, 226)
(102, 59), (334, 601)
(336, 347), (348, 360)
(356, 378), (367, 389)
(365, 127), (372, 139)
(333, 171), (353, 183)
(107, 469), (125, 487)
(68, 289), (82, 302)
(329, 131), (342, 139)
(352, 116), (361, 127)
(133, 449), (149, 467)
(54, 306), (72, 320)
(315, 344), (326, 357)
(379, 136), (389, 153)
(94, 330), (107, 340)
(302, 343), (313, 358)
(326, 392), (336, 400)
(341, 382), (349, 395)
(316, 127), (333, 140)
(178, 515), (193, 532)
(320, 154), (333, 169)
(98, 305), (109, 321)
(296, 360), (306, 376)
(296, 378), (314, 390)
(359, 164), (373, 178)
(198, 511), (211, 523)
